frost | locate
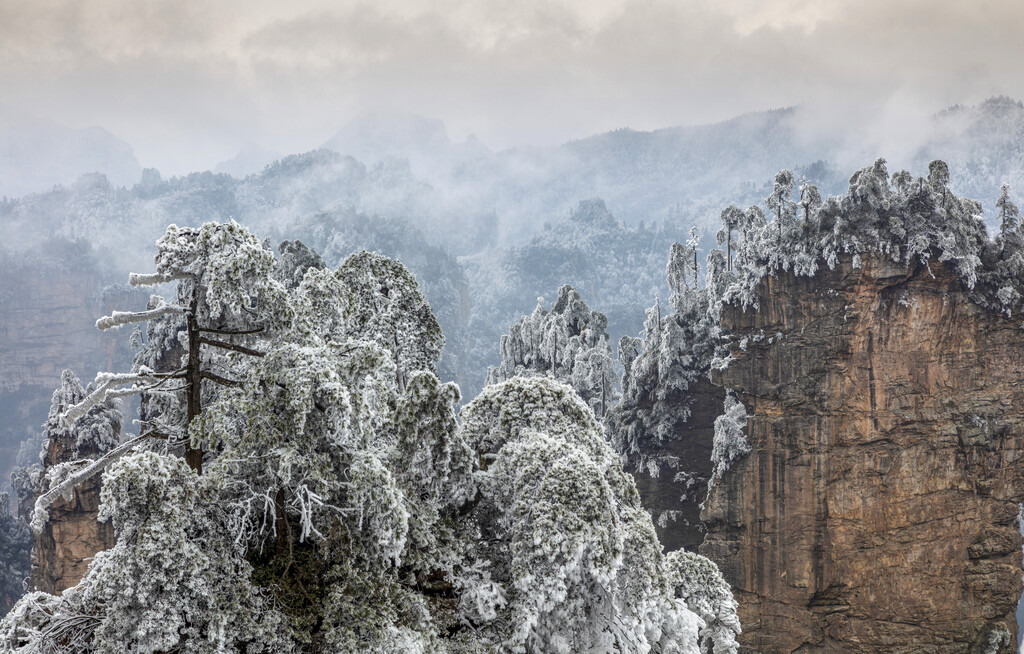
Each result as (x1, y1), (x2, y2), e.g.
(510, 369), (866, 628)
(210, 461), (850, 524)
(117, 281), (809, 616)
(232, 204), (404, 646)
(3, 225), (729, 653)
(458, 377), (704, 652)
(487, 285), (618, 417)
(95, 300), (184, 331)
(607, 241), (726, 477)
(716, 160), (1024, 325)
(710, 391), (750, 488)
(666, 550), (741, 654)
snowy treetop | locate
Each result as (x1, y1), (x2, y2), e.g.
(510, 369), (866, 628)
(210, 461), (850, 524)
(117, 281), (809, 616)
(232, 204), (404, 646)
(717, 159), (1024, 320)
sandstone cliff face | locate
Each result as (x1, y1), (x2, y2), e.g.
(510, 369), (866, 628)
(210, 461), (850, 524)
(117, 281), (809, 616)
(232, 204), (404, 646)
(29, 374), (121, 595)
(31, 471), (113, 595)
(701, 254), (1024, 654)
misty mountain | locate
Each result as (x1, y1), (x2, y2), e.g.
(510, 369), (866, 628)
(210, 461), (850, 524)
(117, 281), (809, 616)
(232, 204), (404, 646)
(321, 113), (491, 184)
(916, 96), (1024, 211)
(213, 142), (282, 178)
(313, 98), (1022, 244)
(3, 96), (1024, 501)
(0, 114), (141, 198)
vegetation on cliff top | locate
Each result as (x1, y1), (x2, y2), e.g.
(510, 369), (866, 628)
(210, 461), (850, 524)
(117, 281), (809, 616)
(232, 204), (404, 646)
(717, 158), (1024, 322)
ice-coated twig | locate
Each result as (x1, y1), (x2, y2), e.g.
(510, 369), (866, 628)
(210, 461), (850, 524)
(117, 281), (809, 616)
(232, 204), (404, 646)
(96, 303), (186, 331)
(30, 432), (157, 535)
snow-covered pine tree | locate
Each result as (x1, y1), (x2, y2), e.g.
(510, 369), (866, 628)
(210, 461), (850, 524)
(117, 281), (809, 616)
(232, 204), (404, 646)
(665, 550), (742, 654)
(765, 169), (797, 257)
(996, 183), (1023, 251)
(709, 391), (750, 488)
(799, 179), (822, 225)
(607, 240), (724, 480)
(337, 249), (444, 389)
(4, 225), (734, 653)
(717, 206), (744, 272)
(456, 376), (706, 653)
(984, 184), (1024, 316)
(486, 285), (618, 416)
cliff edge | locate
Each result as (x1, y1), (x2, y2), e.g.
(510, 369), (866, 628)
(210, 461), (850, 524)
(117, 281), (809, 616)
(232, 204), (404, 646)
(701, 253), (1024, 653)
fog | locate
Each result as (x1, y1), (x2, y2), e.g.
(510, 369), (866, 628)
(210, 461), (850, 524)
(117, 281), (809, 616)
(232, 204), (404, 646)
(1, 0), (1022, 175)
(3, 0), (1024, 636)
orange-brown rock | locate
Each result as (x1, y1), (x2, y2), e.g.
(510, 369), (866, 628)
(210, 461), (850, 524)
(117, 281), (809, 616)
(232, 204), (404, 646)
(30, 375), (119, 595)
(31, 474), (113, 594)
(701, 254), (1024, 653)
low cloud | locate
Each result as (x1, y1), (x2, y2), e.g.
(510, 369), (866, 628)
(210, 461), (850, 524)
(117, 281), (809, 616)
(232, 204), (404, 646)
(1, 0), (1021, 174)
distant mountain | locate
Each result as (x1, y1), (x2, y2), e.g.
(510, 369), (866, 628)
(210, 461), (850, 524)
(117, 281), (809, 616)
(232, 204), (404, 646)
(0, 113), (141, 198)
(213, 142), (282, 178)
(914, 96), (1024, 215)
(321, 113), (491, 183)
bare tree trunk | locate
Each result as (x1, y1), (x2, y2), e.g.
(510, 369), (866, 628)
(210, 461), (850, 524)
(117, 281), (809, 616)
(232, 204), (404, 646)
(185, 297), (203, 474)
(727, 227), (732, 272)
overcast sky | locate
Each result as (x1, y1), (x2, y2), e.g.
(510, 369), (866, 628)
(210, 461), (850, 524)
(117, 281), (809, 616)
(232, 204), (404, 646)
(1, 0), (1022, 174)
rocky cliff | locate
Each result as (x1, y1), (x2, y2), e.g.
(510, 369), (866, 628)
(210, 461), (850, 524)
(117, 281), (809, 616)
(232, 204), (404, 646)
(29, 371), (121, 595)
(701, 253), (1024, 653)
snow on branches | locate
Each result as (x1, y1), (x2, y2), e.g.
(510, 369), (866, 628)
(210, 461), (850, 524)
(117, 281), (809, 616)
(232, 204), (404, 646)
(718, 159), (1024, 320)
(709, 392), (750, 489)
(486, 285), (618, 417)
(665, 550), (742, 654)
(4, 222), (737, 654)
(458, 377), (704, 653)
(3, 452), (290, 654)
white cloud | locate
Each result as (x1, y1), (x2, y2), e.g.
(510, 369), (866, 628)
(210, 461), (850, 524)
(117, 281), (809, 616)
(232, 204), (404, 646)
(1, 0), (1021, 174)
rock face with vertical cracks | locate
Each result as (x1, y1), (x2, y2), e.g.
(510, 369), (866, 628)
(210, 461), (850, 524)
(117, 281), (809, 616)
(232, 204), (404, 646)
(701, 253), (1024, 654)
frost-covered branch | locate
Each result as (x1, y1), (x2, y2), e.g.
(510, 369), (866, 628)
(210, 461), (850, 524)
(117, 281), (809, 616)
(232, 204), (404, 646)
(61, 370), (173, 429)
(199, 336), (265, 358)
(96, 303), (185, 331)
(30, 431), (160, 534)
(128, 271), (193, 287)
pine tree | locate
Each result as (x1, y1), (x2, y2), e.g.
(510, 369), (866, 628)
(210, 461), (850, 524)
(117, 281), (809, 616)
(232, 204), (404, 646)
(996, 183), (1022, 248)
(765, 169), (797, 251)
(717, 206), (744, 271)
(798, 180), (822, 224)
(486, 285), (618, 416)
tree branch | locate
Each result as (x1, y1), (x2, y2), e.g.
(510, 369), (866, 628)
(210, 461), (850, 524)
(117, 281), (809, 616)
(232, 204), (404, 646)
(30, 430), (168, 534)
(197, 327), (264, 336)
(200, 370), (244, 387)
(127, 271), (193, 287)
(62, 370), (182, 428)
(96, 304), (185, 331)
(199, 336), (265, 358)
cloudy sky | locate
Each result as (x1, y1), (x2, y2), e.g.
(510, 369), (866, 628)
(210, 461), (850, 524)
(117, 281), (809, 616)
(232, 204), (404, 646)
(1, 0), (1021, 174)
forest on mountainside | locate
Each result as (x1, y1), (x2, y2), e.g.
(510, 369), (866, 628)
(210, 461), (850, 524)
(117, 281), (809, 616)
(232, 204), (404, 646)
(3, 130), (1024, 649)
(4, 97), (1023, 493)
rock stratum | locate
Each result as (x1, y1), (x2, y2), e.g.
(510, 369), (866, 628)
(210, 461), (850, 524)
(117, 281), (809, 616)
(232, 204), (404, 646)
(701, 253), (1024, 653)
